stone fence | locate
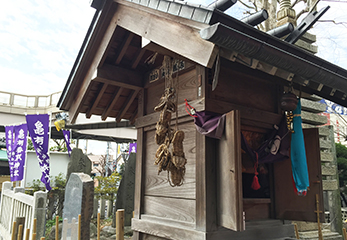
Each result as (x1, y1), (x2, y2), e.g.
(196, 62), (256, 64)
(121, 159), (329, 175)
(0, 181), (47, 240)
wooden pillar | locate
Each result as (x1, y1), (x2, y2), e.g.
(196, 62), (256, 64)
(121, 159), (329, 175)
(133, 88), (145, 240)
(195, 65), (217, 232)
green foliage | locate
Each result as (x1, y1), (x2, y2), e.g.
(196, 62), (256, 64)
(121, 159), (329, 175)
(46, 216), (63, 228)
(27, 138), (35, 151)
(118, 163), (125, 177)
(25, 173), (67, 195)
(94, 172), (122, 201)
(45, 216), (63, 238)
(50, 172), (67, 190)
(336, 143), (347, 194)
(28, 138), (75, 152)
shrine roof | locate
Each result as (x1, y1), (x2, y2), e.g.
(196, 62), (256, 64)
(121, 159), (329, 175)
(57, 0), (347, 124)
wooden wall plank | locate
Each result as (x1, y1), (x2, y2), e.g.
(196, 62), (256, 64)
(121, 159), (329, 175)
(145, 68), (197, 115)
(136, 98), (204, 129)
(143, 196), (195, 223)
(144, 122), (196, 199)
(274, 128), (324, 222)
(208, 61), (279, 114)
(205, 98), (282, 128)
(132, 218), (206, 240)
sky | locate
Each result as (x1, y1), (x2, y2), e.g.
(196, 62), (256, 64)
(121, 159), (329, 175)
(0, 0), (346, 96)
(0, 0), (95, 95)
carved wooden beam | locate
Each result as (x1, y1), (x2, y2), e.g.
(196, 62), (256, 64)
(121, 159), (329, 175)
(102, 87), (124, 121)
(86, 83), (108, 118)
(116, 89), (140, 122)
(114, 3), (218, 68)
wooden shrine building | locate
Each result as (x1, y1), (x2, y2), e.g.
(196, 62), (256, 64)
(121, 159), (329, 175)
(58, 0), (347, 239)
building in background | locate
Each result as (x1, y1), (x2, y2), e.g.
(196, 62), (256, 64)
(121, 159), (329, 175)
(320, 99), (347, 145)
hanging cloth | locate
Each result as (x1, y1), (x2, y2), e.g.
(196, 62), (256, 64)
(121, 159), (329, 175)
(290, 99), (309, 196)
(241, 114), (290, 190)
(190, 109), (226, 140)
(241, 114), (290, 164)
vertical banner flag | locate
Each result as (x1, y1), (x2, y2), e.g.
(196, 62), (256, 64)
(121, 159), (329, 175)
(62, 129), (72, 157)
(5, 124), (28, 181)
(129, 142), (137, 155)
(26, 114), (51, 191)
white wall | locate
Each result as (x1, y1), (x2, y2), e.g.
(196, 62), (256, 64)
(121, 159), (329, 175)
(24, 151), (70, 187)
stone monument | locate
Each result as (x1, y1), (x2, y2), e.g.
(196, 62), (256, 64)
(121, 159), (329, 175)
(115, 153), (136, 226)
(62, 173), (94, 239)
(66, 148), (92, 182)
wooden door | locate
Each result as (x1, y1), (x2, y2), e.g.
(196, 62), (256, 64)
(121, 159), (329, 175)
(274, 128), (324, 222)
(217, 110), (244, 231)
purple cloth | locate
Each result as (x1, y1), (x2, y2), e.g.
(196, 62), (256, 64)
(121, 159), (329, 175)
(194, 111), (290, 163)
(129, 143), (137, 155)
(26, 114), (51, 191)
(241, 114), (290, 164)
(194, 111), (226, 139)
(5, 124), (28, 181)
(62, 130), (72, 157)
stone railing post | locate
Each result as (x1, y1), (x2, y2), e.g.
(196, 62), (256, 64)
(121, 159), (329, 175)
(100, 199), (106, 219)
(93, 198), (98, 219)
(31, 191), (47, 240)
(0, 182), (12, 227)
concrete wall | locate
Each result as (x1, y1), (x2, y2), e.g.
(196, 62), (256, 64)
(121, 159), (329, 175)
(25, 151), (70, 187)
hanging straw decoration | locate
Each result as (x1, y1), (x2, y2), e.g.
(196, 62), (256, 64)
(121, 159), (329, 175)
(154, 56), (187, 187)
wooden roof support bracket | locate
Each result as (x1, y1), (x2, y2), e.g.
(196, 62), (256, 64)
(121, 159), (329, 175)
(101, 87), (124, 121)
(131, 48), (146, 69)
(252, 60), (277, 75)
(250, 59), (259, 69)
(330, 88), (336, 96)
(219, 48), (238, 62)
(115, 32), (134, 65)
(86, 83), (109, 118)
(116, 89), (140, 123)
(317, 83), (324, 91)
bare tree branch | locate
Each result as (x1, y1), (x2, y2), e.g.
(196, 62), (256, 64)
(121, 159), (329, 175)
(296, 7), (309, 20)
(318, 20), (347, 28)
(239, 0), (256, 10)
(291, 0), (304, 8)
